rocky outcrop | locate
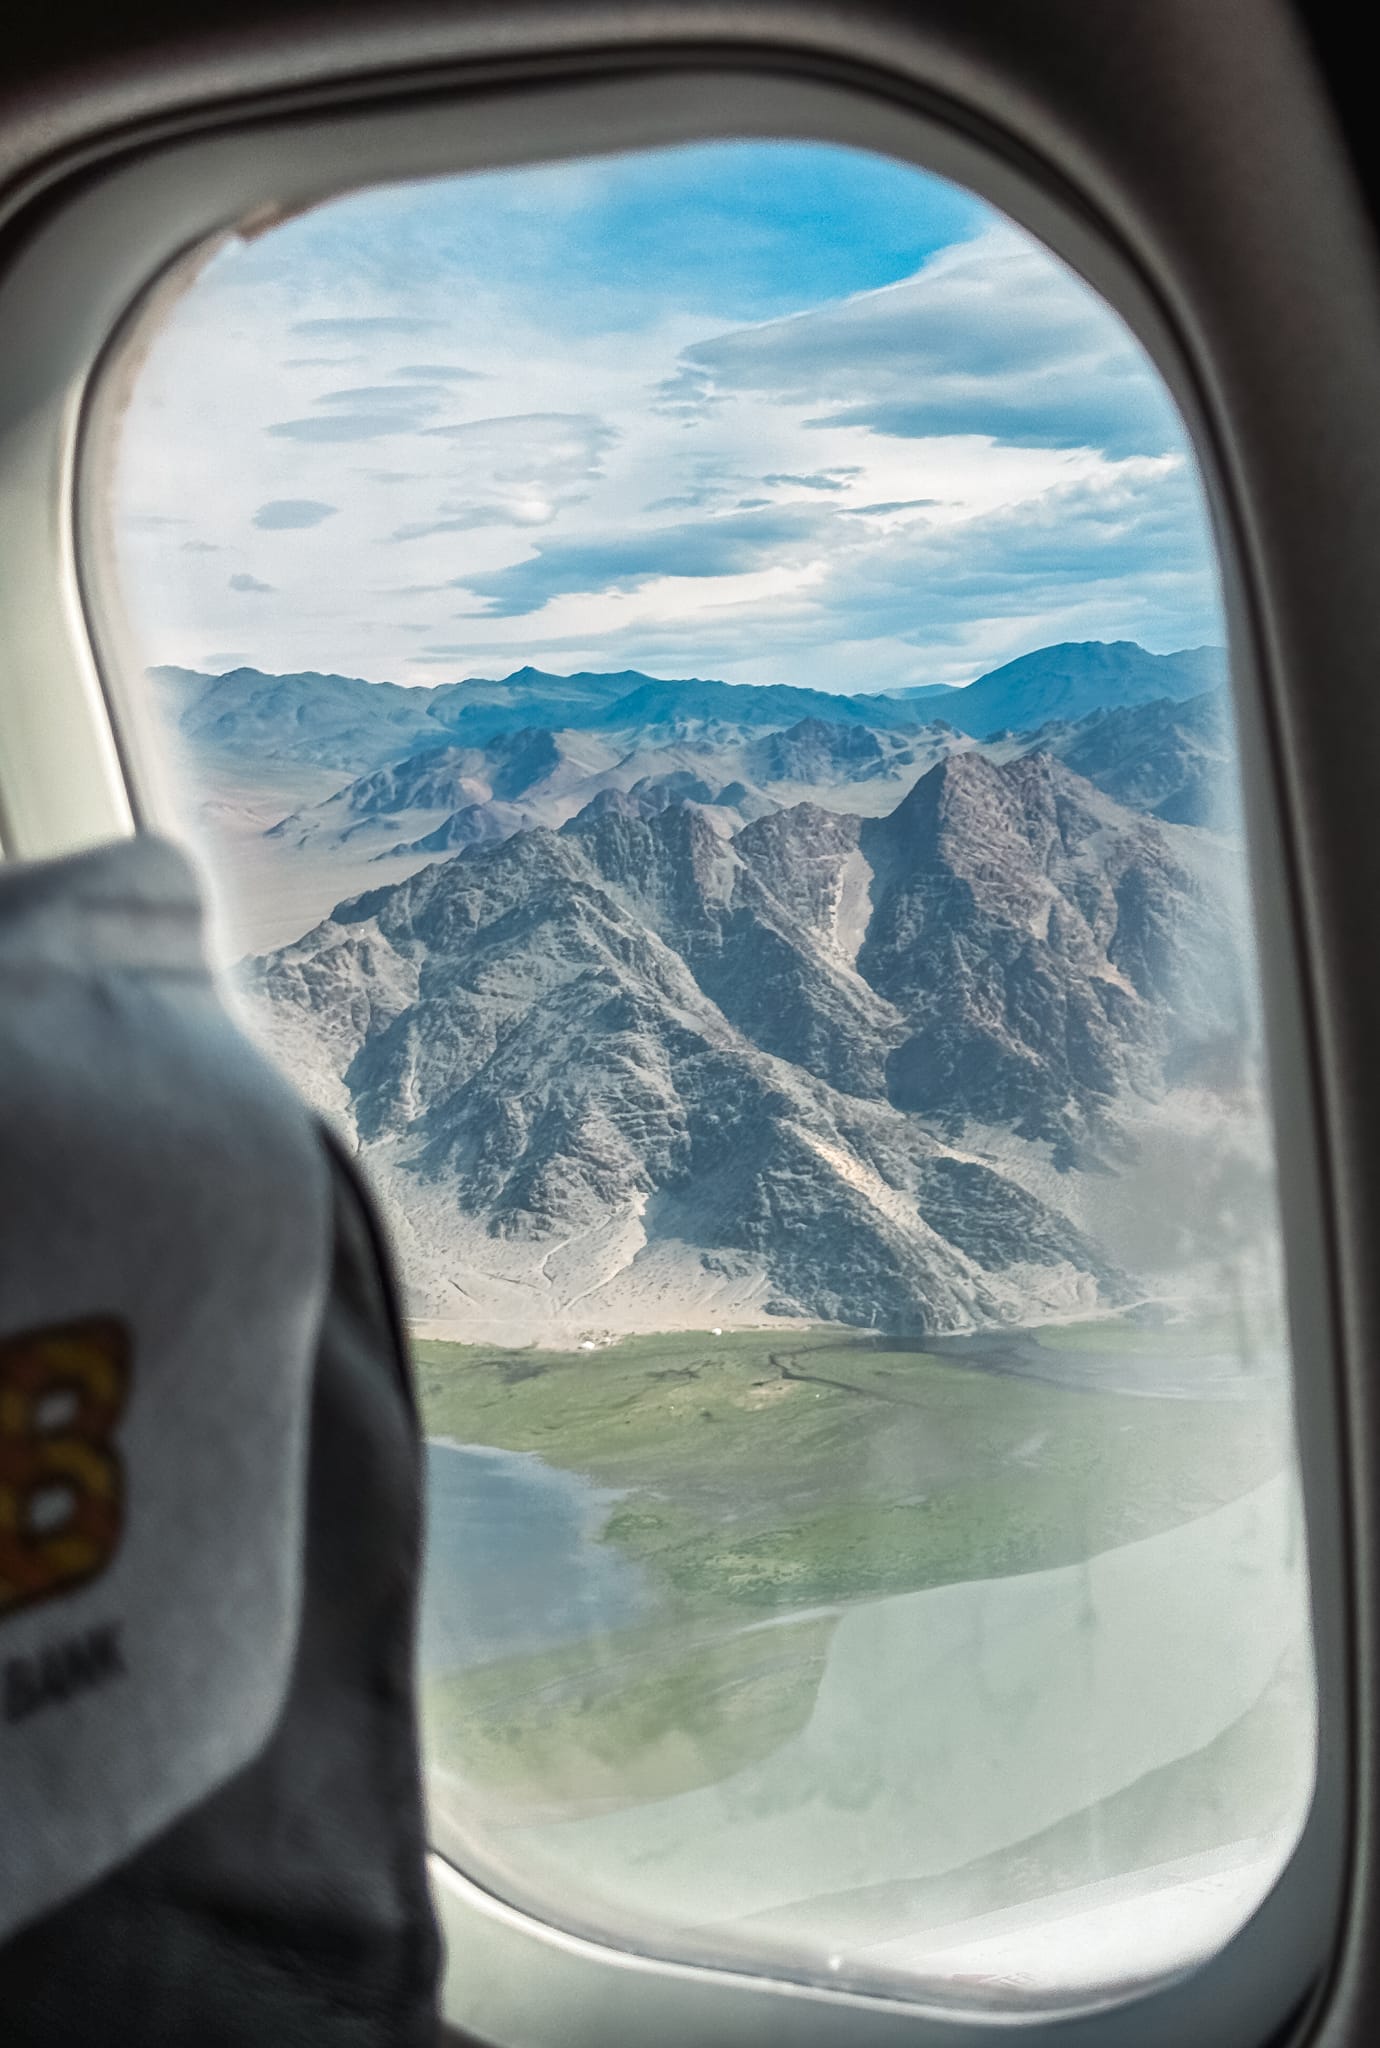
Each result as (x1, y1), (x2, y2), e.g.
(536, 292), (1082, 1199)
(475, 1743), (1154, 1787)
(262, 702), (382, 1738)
(857, 750), (1232, 1160)
(1041, 690), (1235, 827)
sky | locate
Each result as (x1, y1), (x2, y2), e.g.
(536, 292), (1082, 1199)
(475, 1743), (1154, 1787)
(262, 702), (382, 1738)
(108, 140), (1224, 694)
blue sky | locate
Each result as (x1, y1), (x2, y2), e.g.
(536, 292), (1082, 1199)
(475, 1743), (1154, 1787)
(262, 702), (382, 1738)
(112, 140), (1222, 691)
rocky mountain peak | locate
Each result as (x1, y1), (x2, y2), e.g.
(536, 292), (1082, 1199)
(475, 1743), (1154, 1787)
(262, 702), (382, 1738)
(569, 796), (741, 924)
(858, 749), (1229, 1154)
(734, 803), (863, 939)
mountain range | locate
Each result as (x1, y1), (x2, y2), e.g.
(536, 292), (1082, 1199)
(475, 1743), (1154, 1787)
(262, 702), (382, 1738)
(152, 638), (1226, 776)
(164, 645), (1235, 903)
(194, 641), (1267, 1343)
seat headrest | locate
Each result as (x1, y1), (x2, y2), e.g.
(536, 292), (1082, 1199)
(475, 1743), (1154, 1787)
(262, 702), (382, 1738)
(0, 835), (331, 1943)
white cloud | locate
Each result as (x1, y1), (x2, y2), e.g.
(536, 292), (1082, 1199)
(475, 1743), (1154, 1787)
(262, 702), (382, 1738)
(675, 225), (1182, 458)
(253, 499), (338, 530)
(107, 185), (1218, 692)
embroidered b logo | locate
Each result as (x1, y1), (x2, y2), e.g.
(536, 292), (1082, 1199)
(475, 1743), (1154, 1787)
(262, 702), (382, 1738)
(0, 1319), (130, 1617)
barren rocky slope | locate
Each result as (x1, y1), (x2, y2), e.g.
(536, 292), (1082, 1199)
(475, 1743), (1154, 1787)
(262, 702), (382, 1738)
(241, 742), (1258, 1339)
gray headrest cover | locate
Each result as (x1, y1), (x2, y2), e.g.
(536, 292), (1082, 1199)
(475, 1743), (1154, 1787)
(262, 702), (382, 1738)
(0, 836), (331, 1941)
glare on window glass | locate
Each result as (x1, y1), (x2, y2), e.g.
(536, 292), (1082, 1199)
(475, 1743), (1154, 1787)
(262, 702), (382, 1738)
(97, 137), (1315, 2015)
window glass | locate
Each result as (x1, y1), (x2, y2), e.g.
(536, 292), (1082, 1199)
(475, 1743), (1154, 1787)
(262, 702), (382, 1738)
(97, 138), (1314, 2014)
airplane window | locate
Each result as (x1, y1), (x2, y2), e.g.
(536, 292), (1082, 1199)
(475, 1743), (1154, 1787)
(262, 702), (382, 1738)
(94, 138), (1316, 2015)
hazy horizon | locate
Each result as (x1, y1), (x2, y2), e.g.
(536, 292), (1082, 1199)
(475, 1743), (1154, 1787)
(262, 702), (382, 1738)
(155, 632), (1226, 698)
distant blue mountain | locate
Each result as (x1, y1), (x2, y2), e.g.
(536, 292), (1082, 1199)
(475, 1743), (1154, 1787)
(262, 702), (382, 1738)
(425, 666), (668, 743)
(589, 676), (920, 734)
(150, 662), (672, 770)
(150, 664), (441, 773)
(888, 642), (1226, 738)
